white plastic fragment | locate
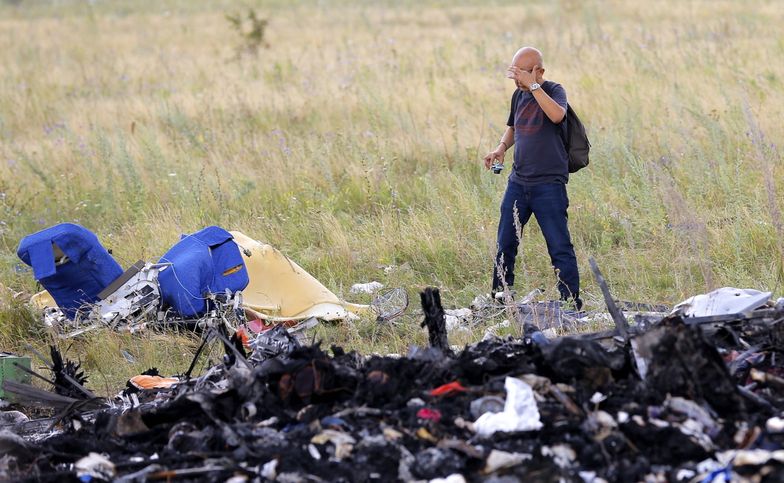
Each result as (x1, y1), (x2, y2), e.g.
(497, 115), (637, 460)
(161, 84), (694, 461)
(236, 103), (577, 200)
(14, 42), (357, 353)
(445, 308), (473, 333)
(676, 469), (696, 481)
(766, 416), (784, 433)
(307, 443), (321, 460)
(579, 470), (609, 483)
(672, 287), (772, 317)
(721, 449), (784, 466)
(445, 308), (472, 318)
(429, 474), (468, 483)
(542, 444), (577, 468)
(261, 459), (278, 479)
(483, 449), (532, 473)
(678, 418), (715, 451)
(350, 281), (384, 294)
(482, 320), (511, 341)
(592, 411), (617, 430)
(0, 410), (28, 425)
(473, 377), (543, 437)
(665, 396), (719, 435)
(74, 452), (116, 481)
(310, 430), (355, 460)
(590, 392), (607, 404)
(310, 430), (356, 446)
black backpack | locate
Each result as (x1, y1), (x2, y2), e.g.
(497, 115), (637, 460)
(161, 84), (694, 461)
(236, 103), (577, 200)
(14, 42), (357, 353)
(562, 104), (590, 173)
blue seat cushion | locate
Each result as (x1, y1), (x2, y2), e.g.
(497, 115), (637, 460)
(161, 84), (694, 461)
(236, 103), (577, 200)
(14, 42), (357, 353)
(17, 223), (123, 319)
(157, 226), (249, 317)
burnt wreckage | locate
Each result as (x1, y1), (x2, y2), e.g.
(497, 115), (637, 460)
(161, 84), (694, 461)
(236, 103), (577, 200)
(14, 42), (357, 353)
(3, 281), (784, 482)
(3, 224), (784, 481)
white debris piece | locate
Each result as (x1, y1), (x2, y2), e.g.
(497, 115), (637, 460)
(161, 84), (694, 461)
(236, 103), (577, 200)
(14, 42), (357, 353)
(75, 453), (116, 481)
(445, 308), (472, 319)
(482, 320), (511, 341)
(579, 470), (609, 483)
(445, 308), (473, 333)
(672, 287), (772, 317)
(720, 449), (784, 466)
(261, 459), (278, 479)
(676, 469), (696, 481)
(766, 416), (784, 433)
(429, 474), (468, 483)
(590, 392), (607, 405)
(483, 449), (532, 473)
(0, 410), (28, 425)
(542, 444), (577, 468)
(474, 377), (543, 437)
(350, 281), (384, 294)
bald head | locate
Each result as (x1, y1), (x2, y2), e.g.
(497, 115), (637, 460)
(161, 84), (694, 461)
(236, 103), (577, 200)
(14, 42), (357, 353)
(508, 46), (545, 90)
(512, 47), (543, 70)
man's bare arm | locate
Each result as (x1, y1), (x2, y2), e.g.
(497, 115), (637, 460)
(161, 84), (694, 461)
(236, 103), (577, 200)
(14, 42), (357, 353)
(508, 64), (566, 124)
(498, 126), (514, 152)
(483, 127), (515, 169)
(530, 88), (566, 124)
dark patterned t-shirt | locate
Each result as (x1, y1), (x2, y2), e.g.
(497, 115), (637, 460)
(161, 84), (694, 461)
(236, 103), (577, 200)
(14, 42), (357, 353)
(506, 81), (569, 185)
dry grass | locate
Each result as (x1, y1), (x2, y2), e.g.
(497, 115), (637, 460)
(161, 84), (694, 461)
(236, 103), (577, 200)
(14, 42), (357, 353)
(1, 0), (783, 392)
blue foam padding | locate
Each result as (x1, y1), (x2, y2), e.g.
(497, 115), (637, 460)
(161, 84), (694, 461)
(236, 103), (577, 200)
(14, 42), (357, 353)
(17, 223), (123, 319)
(157, 226), (249, 317)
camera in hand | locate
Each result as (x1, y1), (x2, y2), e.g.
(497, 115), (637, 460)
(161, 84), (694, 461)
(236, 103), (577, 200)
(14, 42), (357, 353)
(491, 162), (504, 174)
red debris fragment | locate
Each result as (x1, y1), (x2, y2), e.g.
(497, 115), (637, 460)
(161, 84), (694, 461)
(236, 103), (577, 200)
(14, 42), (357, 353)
(429, 381), (468, 397)
(416, 408), (442, 423)
(235, 326), (251, 350)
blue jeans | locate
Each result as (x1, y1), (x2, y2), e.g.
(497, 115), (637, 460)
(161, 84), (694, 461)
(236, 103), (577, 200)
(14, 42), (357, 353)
(492, 181), (580, 300)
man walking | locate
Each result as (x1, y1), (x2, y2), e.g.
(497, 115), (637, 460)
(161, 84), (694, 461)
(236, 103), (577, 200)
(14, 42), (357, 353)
(483, 46), (581, 309)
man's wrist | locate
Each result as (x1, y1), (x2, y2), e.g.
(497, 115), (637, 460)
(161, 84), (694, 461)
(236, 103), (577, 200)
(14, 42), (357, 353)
(498, 141), (509, 152)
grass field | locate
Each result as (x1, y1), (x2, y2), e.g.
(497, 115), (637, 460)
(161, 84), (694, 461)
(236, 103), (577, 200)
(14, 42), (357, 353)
(1, 0), (783, 392)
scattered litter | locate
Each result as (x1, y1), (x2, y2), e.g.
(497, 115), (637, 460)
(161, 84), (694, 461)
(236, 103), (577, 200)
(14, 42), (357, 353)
(4, 261), (784, 482)
(474, 377), (543, 437)
(350, 281), (384, 294)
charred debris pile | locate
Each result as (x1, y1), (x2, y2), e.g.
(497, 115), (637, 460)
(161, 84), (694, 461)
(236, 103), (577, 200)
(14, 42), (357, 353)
(4, 282), (784, 482)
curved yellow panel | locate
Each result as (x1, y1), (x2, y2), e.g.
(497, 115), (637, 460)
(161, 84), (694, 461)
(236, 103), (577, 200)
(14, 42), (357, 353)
(231, 231), (369, 321)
